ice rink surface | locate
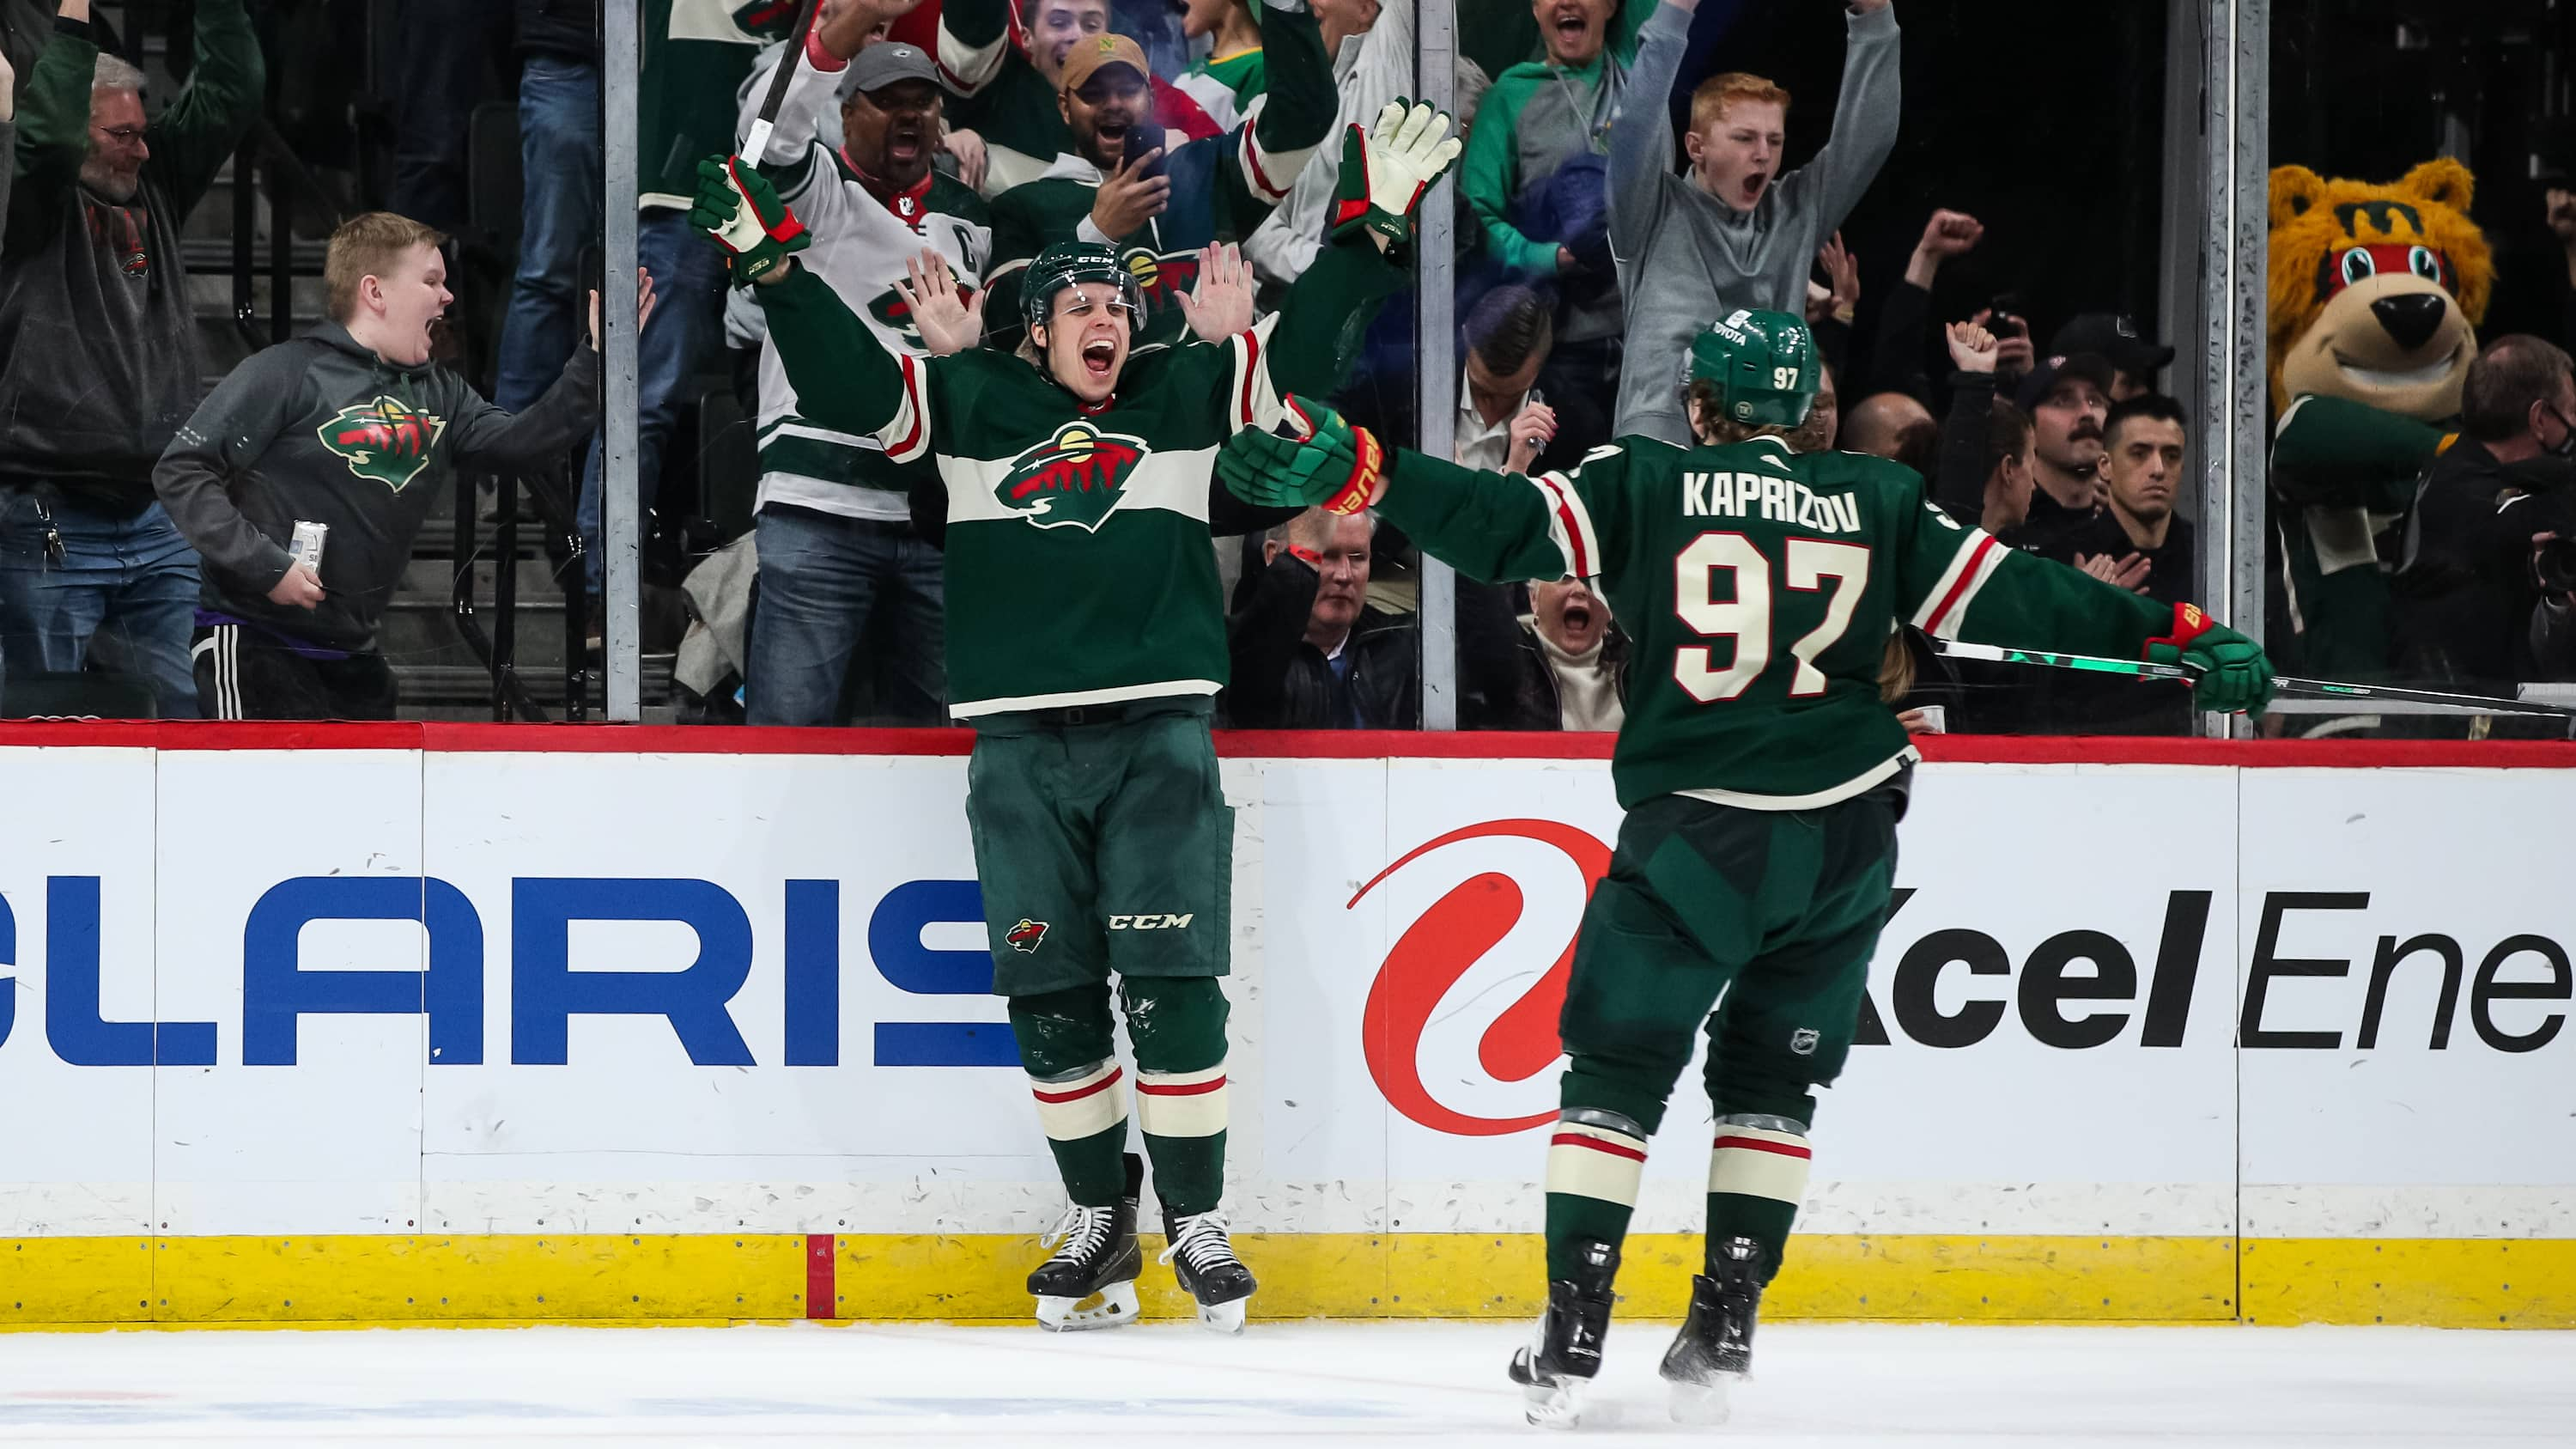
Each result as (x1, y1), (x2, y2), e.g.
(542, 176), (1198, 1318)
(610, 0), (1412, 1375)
(1, 1320), (2570, 1446)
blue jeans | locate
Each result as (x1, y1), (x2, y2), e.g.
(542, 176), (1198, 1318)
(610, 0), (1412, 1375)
(746, 506), (946, 727)
(0, 491), (201, 717)
(580, 207), (733, 590)
(491, 56), (604, 413)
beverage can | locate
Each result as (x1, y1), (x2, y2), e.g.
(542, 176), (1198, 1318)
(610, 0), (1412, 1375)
(289, 521), (328, 575)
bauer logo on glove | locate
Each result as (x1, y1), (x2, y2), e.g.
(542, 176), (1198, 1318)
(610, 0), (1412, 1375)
(1219, 397), (1386, 514)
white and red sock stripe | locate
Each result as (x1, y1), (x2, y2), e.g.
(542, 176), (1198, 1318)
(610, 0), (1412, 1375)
(1546, 1119), (1649, 1208)
(1707, 1123), (1813, 1205)
(1134, 1061), (1229, 1138)
(1030, 1060), (1127, 1142)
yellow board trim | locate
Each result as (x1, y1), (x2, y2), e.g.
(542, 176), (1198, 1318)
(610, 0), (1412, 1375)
(1, 1233), (2568, 1330)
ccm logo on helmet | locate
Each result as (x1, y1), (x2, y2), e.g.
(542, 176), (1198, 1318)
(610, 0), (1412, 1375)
(1109, 913), (1195, 930)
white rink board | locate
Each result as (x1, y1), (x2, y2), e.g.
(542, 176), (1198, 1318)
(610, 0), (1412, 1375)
(0, 742), (2565, 1240)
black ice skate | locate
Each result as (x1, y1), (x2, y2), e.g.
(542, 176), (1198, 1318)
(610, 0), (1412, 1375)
(1157, 1208), (1256, 1333)
(1028, 1154), (1143, 1332)
(1507, 1238), (1619, 1429)
(1658, 1234), (1770, 1425)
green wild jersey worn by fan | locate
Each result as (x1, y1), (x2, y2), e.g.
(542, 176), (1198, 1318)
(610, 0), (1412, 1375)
(749, 241), (1402, 715)
(1363, 437), (2184, 808)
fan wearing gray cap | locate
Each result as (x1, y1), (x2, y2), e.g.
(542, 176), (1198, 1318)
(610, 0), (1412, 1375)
(2048, 313), (2175, 401)
(730, 28), (993, 727)
(2011, 351), (2117, 539)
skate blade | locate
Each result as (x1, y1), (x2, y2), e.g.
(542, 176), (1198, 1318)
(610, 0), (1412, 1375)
(1034, 1281), (1139, 1332)
(1665, 1371), (1740, 1427)
(1193, 1294), (1249, 1335)
(1521, 1375), (1589, 1430)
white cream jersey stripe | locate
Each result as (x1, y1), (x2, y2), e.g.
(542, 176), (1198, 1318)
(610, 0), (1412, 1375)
(1227, 315), (1295, 434)
(1529, 466), (1604, 581)
(1909, 522), (2009, 640)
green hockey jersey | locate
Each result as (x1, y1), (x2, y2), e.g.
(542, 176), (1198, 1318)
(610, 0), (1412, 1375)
(755, 239), (1404, 715)
(1376, 435), (2178, 808)
(1176, 46), (1268, 128)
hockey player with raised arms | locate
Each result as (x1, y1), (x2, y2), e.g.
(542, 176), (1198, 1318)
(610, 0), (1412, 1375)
(1217, 310), (2273, 1421)
(691, 101), (1463, 1334)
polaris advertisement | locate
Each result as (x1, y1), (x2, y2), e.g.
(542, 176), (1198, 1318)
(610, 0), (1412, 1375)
(0, 744), (2564, 1243)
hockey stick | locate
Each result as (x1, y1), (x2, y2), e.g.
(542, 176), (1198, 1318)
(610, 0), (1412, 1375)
(1931, 640), (2576, 718)
(742, 0), (825, 163)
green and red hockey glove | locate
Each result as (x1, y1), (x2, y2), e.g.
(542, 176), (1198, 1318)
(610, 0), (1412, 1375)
(1331, 99), (1466, 249)
(1218, 397), (1384, 514)
(2147, 601), (2275, 715)
(692, 155), (810, 283)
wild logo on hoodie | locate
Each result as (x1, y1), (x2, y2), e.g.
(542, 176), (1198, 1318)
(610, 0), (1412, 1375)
(319, 397), (448, 490)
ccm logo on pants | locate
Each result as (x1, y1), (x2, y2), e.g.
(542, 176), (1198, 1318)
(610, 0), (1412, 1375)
(1109, 914), (1195, 930)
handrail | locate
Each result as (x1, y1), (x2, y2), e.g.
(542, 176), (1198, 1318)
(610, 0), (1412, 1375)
(177, 0), (592, 722)
(449, 468), (548, 723)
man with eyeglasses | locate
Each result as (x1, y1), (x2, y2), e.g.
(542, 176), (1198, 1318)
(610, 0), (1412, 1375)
(692, 99), (1459, 1334)
(0, 0), (261, 718)
(979, 7), (1334, 353)
(730, 33), (993, 727)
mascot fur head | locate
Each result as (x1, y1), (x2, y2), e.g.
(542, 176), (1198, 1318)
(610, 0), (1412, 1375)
(2268, 159), (2494, 420)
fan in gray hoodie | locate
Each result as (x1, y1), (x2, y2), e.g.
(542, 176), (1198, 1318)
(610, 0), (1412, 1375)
(153, 214), (623, 719)
(1607, 0), (1898, 446)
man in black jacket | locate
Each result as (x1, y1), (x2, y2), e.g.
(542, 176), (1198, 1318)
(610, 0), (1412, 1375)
(0, 0), (262, 716)
(1226, 508), (1418, 728)
(2024, 393), (2196, 734)
(2392, 334), (2576, 699)
(154, 213), (624, 719)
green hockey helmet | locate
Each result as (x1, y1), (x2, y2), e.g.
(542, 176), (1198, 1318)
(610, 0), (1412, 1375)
(1686, 308), (1820, 429)
(1023, 241), (1146, 340)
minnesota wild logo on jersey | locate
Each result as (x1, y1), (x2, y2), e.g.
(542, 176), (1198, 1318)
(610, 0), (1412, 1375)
(318, 396), (447, 490)
(868, 278), (978, 351)
(993, 422), (1148, 531)
(1122, 247), (1204, 338)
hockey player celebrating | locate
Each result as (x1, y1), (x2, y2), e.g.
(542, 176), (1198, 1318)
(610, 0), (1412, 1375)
(693, 101), (1463, 1333)
(1217, 310), (2271, 1420)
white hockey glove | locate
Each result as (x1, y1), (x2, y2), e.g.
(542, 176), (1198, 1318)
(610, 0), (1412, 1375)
(1330, 99), (1466, 249)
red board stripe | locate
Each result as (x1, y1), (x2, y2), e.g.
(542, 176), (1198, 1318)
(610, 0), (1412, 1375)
(1030, 1067), (1123, 1104)
(1136, 1075), (1227, 1097)
(805, 1233), (835, 1320)
(1552, 1131), (1647, 1163)
(1713, 1135), (1813, 1160)
(2, 721), (2573, 770)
